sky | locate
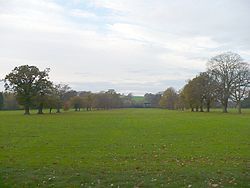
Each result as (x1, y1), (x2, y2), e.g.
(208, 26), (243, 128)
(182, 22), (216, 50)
(0, 0), (250, 95)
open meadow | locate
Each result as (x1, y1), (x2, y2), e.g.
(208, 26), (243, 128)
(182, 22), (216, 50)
(0, 109), (249, 187)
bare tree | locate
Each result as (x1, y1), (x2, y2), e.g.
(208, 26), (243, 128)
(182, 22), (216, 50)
(231, 62), (250, 113)
(207, 52), (243, 113)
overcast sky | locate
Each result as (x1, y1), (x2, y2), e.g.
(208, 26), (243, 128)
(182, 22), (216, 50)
(0, 0), (250, 95)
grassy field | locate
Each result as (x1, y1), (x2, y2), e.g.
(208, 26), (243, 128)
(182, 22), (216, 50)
(0, 109), (249, 187)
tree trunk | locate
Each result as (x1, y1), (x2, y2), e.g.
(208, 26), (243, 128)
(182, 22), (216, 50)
(200, 105), (204, 112)
(24, 105), (30, 115)
(206, 101), (210, 112)
(37, 108), (43, 114)
(56, 102), (61, 113)
(222, 101), (228, 113)
(221, 97), (228, 113)
(237, 101), (242, 114)
(195, 106), (199, 112)
(49, 108), (52, 114)
(222, 106), (228, 113)
(191, 107), (194, 112)
(207, 106), (210, 112)
(37, 103), (43, 114)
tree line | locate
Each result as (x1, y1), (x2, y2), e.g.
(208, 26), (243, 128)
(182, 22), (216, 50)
(1, 65), (134, 114)
(1, 52), (249, 114)
(146, 52), (250, 113)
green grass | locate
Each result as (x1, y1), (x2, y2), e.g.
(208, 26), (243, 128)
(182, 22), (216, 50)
(132, 96), (144, 103)
(0, 109), (249, 187)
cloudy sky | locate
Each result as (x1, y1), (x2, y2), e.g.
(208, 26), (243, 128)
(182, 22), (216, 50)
(0, 0), (250, 95)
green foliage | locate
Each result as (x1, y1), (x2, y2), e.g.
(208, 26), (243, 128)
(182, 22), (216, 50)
(0, 109), (249, 187)
(4, 65), (51, 114)
(159, 87), (177, 109)
(70, 96), (83, 111)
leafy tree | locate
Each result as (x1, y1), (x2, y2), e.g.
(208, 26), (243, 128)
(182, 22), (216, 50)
(159, 87), (178, 110)
(192, 72), (218, 112)
(70, 96), (83, 111)
(62, 90), (77, 103)
(79, 91), (94, 111)
(4, 65), (51, 115)
(106, 89), (122, 109)
(63, 101), (71, 111)
(144, 93), (161, 108)
(182, 72), (217, 112)
(175, 90), (186, 111)
(92, 90), (122, 109)
(191, 75), (206, 112)
(53, 84), (71, 113)
(34, 78), (52, 114)
(182, 79), (200, 111)
(46, 93), (58, 113)
(199, 72), (217, 112)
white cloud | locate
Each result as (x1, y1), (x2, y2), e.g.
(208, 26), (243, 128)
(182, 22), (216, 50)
(0, 0), (249, 94)
(70, 9), (98, 19)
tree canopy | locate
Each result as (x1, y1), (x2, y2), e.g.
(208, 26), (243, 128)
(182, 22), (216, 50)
(4, 65), (51, 114)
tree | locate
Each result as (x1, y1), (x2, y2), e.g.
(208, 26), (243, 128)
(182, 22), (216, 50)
(207, 52), (243, 113)
(92, 90), (122, 109)
(159, 87), (178, 109)
(182, 79), (200, 111)
(3, 92), (19, 110)
(230, 62), (250, 113)
(121, 93), (134, 108)
(53, 84), (71, 113)
(192, 75), (206, 112)
(79, 91), (94, 111)
(45, 93), (58, 114)
(144, 93), (161, 108)
(0, 92), (4, 110)
(242, 90), (250, 108)
(34, 76), (52, 114)
(105, 89), (122, 109)
(70, 96), (83, 111)
(4, 65), (51, 115)
(197, 72), (217, 112)
(175, 90), (186, 111)
(62, 90), (77, 103)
